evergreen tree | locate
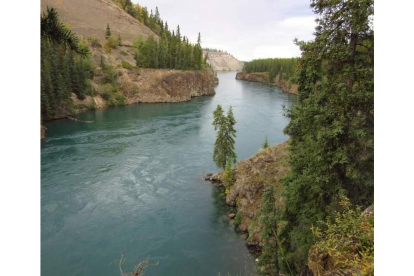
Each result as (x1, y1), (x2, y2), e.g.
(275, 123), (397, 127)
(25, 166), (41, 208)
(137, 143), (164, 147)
(258, 185), (279, 275)
(262, 136), (269, 149)
(281, 0), (374, 273)
(105, 23), (111, 39)
(212, 105), (237, 169)
(118, 34), (122, 46)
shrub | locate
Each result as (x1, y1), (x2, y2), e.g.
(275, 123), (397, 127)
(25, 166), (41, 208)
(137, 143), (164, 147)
(114, 92), (126, 105)
(222, 160), (234, 188)
(88, 36), (102, 48)
(121, 60), (133, 70)
(120, 50), (128, 56)
(234, 212), (243, 225)
(308, 197), (374, 276)
(106, 34), (119, 49)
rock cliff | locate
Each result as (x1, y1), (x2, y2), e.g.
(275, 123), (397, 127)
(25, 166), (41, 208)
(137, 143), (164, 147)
(211, 141), (291, 250)
(236, 72), (298, 95)
(204, 51), (244, 71)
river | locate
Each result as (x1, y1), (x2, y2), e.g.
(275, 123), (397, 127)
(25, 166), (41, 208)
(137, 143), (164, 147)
(41, 71), (297, 276)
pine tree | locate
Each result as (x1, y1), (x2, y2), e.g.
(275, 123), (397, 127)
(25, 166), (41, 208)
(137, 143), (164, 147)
(262, 136), (269, 149)
(105, 23), (111, 39)
(212, 105), (237, 169)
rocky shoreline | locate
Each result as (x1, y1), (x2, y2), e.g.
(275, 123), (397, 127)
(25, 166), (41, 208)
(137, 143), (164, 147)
(204, 141), (291, 258)
(236, 71), (298, 95)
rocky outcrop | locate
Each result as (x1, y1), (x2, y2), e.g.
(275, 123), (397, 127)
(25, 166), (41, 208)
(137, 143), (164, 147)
(236, 72), (269, 84)
(118, 68), (217, 104)
(204, 51), (244, 71)
(236, 72), (298, 95)
(208, 141), (291, 250)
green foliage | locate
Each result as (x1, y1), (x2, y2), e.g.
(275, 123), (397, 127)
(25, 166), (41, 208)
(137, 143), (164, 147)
(262, 136), (269, 149)
(105, 34), (119, 50)
(119, 50), (128, 56)
(121, 60), (133, 70)
(114, 92), (126, 105)
(212, 105), (237, 170)
(258, 185), (279, 275)
(280, 0), (374, 274)
(222, 160), (234, 187)
(88, 36), (102, 48)
(41, 14), (94, 120)
(234, 211), (242, 225)
(41, 7), (90, 57)
(243, 58), (297, 83)
(308, 197), (374, 275)
(105, 23), (111, 39)
(134, 31), (204, 70)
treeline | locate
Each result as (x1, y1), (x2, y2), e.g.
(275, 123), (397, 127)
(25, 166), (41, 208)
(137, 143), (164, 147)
(110, 0), (206, 70)
(41, 8), (94, 121)
(111, 0), (169, 36)
(203, 48), (228, 54)
(133, 30), (205, 70)
(243, 58), (297, 82)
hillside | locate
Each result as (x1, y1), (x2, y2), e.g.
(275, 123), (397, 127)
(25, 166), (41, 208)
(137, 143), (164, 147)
(41, 0), (218, 139)
(203, 51), (244, 71)
(41, 0), (157, 45)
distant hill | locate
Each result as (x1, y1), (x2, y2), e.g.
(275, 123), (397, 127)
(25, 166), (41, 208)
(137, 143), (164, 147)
(41, 0), (158, 45)
(203, 51), (244, 71)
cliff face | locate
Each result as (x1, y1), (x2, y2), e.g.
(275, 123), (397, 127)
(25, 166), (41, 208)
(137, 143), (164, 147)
(204, 51), (244, 71)
(70, 69), (217, 113)
(236, 72), (298, 95)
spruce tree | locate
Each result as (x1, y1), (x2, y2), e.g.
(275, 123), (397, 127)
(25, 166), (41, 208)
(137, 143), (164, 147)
(212, 105), (237, 169)
(262, 136), (269, 149)
(105, 23), (111, 39)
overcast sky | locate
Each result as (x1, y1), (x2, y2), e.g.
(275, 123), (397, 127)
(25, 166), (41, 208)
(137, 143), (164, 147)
(134, 0), (316, 61)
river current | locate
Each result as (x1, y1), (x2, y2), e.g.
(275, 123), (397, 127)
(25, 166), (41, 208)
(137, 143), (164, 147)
(41, 71), (297, 275)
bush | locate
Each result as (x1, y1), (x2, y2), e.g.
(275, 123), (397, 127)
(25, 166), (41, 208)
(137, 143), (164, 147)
(106, 34), (119, 49)
(114, 92), (126, 105)
(235, 212), (242, 225)
(121, 60), (133, 70)
(308, 197), (374, 276)
(222, 160), (234, 188)
(120, 50), (128, 56)
(88, 36), (102, 48)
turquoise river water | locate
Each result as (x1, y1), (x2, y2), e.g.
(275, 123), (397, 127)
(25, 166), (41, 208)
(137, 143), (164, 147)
(41, 71), (297, 276)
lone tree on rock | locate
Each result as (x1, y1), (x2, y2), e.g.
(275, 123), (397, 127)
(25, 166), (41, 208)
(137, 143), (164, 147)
(212, 105), (237, 169)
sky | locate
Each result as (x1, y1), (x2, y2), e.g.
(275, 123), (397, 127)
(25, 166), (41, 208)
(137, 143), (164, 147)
(133, 0), (317, 61)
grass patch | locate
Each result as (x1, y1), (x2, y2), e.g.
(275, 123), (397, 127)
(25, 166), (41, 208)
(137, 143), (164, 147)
(121, 60), (133, 70)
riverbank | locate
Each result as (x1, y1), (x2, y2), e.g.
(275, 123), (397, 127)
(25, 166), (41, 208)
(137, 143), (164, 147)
(236, 72), (298, 95)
